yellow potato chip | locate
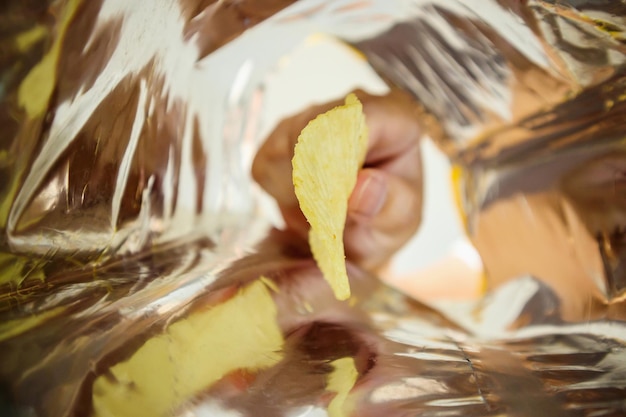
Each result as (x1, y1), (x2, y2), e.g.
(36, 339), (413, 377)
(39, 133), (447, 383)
(292, 94), (368, 300)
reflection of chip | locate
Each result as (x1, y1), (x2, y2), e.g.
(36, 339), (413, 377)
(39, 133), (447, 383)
(292, 94), (368, 300)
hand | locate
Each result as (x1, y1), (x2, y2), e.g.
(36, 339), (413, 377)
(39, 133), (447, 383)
(252, 89), (423, 273)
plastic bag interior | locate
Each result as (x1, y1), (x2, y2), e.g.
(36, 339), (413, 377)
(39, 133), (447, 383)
(1, 1), (625, 416)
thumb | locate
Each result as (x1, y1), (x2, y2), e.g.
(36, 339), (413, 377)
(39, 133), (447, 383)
(345, 168), (422, 272)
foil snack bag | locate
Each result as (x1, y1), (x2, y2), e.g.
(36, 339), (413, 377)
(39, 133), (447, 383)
(1, 1), (625, 416)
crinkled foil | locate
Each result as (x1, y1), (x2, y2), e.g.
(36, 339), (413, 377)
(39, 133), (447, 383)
(1, 1), (625, 416)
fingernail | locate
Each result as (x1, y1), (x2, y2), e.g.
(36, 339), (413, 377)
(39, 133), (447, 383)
(351, 173), (387, 218)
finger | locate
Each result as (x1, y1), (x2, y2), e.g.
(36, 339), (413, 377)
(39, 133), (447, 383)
(347, 169), (388, 219)
(346, 90), (422, 271)
(359, 89), (421, 179)
(251, 118), (299, 207)
(279, 204), (309, 238)
(345, 161), (423, 271)
(251, 101), (342, 207)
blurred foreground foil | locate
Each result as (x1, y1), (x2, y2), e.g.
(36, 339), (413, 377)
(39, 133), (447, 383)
(1, 0), (625, 416)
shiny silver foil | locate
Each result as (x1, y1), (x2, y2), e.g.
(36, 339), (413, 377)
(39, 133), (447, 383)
(1, 1), (625, 416)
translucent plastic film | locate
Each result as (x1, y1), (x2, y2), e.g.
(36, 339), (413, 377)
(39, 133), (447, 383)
(1, 1), (625, 416)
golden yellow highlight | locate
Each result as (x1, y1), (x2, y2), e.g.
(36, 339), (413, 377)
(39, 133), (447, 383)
(18, 0), (82, 118)
(92, 279), (284, 417)
(327, 357), (358, 417)
(0, 306), (66, 342)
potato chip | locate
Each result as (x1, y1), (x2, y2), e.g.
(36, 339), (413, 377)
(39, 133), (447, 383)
(292, 94), (368, 300)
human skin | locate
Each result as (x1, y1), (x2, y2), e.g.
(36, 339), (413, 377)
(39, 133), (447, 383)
(252, 89), (423, 274)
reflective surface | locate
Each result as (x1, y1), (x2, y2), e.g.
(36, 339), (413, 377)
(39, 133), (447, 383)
(351, 0), (626, 320)
(1, 0), (625, 416)
(2, 231), (626, 416)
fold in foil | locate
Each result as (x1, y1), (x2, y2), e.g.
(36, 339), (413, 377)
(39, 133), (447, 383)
(1, 1), (625, 416)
